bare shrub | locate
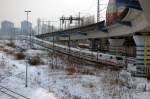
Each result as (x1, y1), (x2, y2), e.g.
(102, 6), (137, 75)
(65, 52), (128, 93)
(81, 69), (90, 75)
(7, 50), (14, 55)
(3, 48), (9, 52)
(0, 46), (4, 51)
(58, 96), (65, 99)
(3, 48), (14, 55)
(95, 64), (104, 69)
(82, 83), (95, 89)
(6, 42), (16, 48)
(66, 67), (76, 75)
(101, 71), (133, 99)
(28, 56), (41, 65)
(72, 95), (81, 99)
(14, 52), (25, 60)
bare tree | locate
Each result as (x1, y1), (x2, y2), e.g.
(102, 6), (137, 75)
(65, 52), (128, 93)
(81, 15), (95, 26)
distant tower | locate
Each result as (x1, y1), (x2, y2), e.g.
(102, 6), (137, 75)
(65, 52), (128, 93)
(1, 20), (14, 36)
(37, 18), (41, 35)
(21, 20), (32, 35)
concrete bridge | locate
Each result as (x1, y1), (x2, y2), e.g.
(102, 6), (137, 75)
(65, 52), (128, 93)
(35, 0), (150, 77)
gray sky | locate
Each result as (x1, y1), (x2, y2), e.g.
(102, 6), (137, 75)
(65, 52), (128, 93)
(0, 0), (108, 27)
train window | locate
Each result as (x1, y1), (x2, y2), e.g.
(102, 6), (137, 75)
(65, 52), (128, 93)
(110, 56), (113, 59)
(116, 56), (123, 60)
(99, 54), (102, 57)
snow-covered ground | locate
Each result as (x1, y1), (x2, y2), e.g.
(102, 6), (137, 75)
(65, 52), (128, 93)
(0, 40), (150, 99)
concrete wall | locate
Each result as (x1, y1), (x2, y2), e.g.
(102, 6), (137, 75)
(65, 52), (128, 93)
(139, 0), (150, 24)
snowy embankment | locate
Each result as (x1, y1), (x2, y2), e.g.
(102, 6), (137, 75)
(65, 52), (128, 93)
(0, 40), (150, 99)
(0, 41), (56, 99)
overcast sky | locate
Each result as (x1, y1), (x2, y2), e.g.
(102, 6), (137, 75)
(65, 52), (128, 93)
(0, 0), (109, 27)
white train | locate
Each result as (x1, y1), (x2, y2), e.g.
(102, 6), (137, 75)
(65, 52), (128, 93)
(18, 35), (125, 67)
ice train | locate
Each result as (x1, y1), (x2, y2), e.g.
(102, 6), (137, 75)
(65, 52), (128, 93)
(19, 35), (126, 67)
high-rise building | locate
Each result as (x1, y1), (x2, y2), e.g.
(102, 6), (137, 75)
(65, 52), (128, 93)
(41, 24), (50, 34)
(1, 20), (14, 36)
(34, 18), (42, 35)
(34, 19), (56, 35)
(21, 20), (32, 35)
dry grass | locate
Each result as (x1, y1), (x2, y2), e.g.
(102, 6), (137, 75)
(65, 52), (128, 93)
(14, 52), (26, 60)
(6, 42), (16, 48)
(66, 67), (76, 75)
(82, 83), (95, 88)
(0, 45), (4, 51)
(3, 48), (14, 55)
(28, 56), (41, 65)
(72, 96), (81, 99)
(3, 48), (9, 52)
(95, 63), (104, 69)
(101, 71), (131, 98)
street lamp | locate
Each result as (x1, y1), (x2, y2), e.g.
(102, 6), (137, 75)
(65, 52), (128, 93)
(25, 10), (31, 48)
(25, 59), (28, 87)
(25, 10), (31, 88)
(97, 0), (100, 22)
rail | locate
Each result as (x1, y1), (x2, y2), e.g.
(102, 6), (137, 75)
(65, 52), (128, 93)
(19, 36), (126, 68)
(0, 85), (29, 99)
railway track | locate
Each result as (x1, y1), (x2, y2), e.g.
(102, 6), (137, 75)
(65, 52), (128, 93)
(0, 86), (29, 99)
(19, 36), (126, 69)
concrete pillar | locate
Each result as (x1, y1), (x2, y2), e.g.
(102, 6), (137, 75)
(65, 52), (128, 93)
(139, 0), (150, 24)
(133, 35), (150, 72)
(71, 40), (78, 47)
(89, 39), (99, 51)
(100, 38), (109, 52)
(109, 38), (125, 55)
